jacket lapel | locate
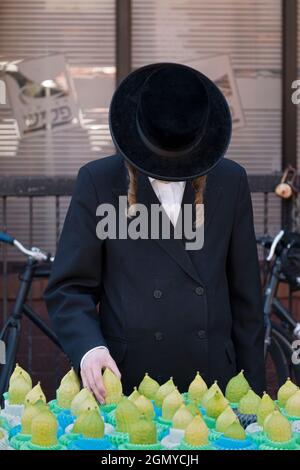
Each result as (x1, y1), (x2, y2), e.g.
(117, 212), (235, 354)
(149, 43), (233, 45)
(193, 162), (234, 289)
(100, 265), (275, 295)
(112, 162), (223, 286)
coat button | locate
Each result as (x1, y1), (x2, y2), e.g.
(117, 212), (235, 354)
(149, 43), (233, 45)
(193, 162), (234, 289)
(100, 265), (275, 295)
(197, 330), (206, 339)
(153, 289), (162, 299)
(154, 331), (163, 341)
(195, 286), (204, 296)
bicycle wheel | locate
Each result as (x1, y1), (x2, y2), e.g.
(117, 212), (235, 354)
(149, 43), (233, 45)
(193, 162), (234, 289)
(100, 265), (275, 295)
(272, 321), (300, 386)
(265, 327), (290, 394)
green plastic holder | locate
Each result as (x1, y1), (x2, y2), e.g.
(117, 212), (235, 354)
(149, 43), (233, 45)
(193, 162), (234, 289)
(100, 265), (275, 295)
(258, 436), (300, 451)
(0, 416), (10, 431)
(59, 432), (80, 447)
(179, 440), (214, 450)
(229, 402), (238, 409)
(203, 415), (216, 429)
(48, 399), (68, 415)
(119, 442), (162, 450)
(10, 433), (31, 450)
(100, 403), (117, 414)
(106, 409), (116, 427)
(209, 429), (223, 441)
(20, 440), (66, 450)
(108, 431), (129, 447)
(247, 431), (265, 445)
(157, 416), (172, 427)
(282, 409), (300, 422)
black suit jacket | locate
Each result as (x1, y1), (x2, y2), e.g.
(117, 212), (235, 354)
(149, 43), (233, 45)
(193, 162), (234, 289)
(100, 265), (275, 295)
(44, 154), (265, 395)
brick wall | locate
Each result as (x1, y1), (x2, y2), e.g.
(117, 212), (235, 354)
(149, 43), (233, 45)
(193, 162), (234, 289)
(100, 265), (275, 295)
(1, 273), (300, 399)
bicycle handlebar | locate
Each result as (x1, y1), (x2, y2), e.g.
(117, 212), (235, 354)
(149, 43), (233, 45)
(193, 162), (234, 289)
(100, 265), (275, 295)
(0, 231), (54, 262)
(0, 232), (14, 245)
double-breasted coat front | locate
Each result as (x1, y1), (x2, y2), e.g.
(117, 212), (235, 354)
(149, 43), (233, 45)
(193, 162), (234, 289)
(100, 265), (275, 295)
(45, 154), (265, 394)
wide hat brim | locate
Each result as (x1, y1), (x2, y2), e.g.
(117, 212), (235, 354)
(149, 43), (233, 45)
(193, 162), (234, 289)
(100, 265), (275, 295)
(109, 62), (232, 181)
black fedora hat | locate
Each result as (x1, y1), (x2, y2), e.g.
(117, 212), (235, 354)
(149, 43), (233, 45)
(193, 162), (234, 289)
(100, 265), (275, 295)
(109, 62), (232, 181)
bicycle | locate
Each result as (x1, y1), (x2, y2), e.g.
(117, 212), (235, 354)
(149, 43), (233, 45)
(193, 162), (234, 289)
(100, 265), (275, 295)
(0, 232), (61, 402)
(256, 229), (300, 391)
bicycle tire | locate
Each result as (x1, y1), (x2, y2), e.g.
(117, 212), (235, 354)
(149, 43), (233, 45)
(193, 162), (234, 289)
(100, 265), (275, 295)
(271, 321), (300, 386)
(266, 328), (290, 392)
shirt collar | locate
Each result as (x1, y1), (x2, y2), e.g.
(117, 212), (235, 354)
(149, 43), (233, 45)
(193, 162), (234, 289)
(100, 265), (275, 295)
(148, 177), (185, 188)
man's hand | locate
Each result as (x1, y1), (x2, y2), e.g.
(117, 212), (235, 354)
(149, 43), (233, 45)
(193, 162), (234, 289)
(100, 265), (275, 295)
(80, 348), (121, 404)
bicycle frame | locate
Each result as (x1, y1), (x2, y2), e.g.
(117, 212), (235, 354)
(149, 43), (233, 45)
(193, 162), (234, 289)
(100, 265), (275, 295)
(0, 256), (61, 401)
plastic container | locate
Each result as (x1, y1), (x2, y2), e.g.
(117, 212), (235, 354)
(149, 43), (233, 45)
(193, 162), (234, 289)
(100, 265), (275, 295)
(59, 432), (79, 447)
(157, 416), (172, 427)
(118, 442), (162, 450)
(208, 429), (223, 441)
(203, 415), (216, 429)
(108, 431), (129, 447)
(258, 436), (300, 451)
(20, 440), (66, 450)
(100, 403), (117, 414)
(214, 436), (258, 450)
(106, 409), (116, 427)
(67, 436), (116, 450)
(282, 409), (300, 422)
(179, 440), (215, 451)
(48, 399), (67, 416)
(57, 410), (74, 436)
(246, 431), (265, 446)
(10, 433), (31, 450)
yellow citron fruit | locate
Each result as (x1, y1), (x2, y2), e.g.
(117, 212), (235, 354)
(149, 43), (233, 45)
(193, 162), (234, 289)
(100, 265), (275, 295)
(215, 406), (238, 433)
(186, 400), (201, 416)
(188, 371), (208, 404)
(128, 387), (140, 402)
(201, 381), (223, 409)
(238, 389), (261, 415)
(285, 389), (300, 417)
(256, 392), (275, 426)
(8, 374), (32, 405)
(0, 430), (4, 440)
(9, 364), (32, 388)
(154, 377), (176, 408)
(184, 415), (209, 447)
(103, 368), (122, 405)
(162, 388), (184, 421)
(205, 390), (228, 419)
(31, 409), (58, 447)
(129, 414), (157, 445)
(264, 410), (292, 442)
(138, 373), (159, 400)
(21, 400), (48, 435)
(134, 395), (155, 421)
(277, 378), (298, 407)
(70, 388), (98, 417)
(115, 397), (140, 433)
(56, 368), (81, 409)
(73, 407), (104, 439)
(223, 419), (246, 440)
(172, 404), (194, 430)
(225, 370), (250, 403)
(25, 382), (46, 407)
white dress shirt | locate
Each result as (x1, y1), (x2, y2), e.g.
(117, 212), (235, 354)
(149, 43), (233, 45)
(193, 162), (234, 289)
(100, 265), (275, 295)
(80, 177), (186, 370)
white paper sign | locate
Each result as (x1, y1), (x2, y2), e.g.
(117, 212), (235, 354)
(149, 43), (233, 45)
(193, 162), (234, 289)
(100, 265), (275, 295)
(4, 54), (81, 138)
(186, 55), (245, 130)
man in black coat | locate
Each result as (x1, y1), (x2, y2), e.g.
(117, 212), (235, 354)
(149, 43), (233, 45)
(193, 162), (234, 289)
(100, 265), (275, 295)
(45, 63), (265, 401)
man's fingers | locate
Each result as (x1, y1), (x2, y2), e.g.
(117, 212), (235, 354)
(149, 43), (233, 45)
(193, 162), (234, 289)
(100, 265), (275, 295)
(84, 368), (104, 403)
(106, 359), (121, 380)
(91, 364), (106, 403)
